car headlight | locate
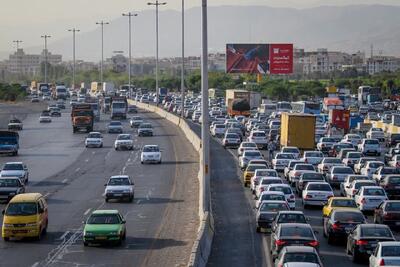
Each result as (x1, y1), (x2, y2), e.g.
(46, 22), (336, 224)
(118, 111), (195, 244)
(3, 223), (13, 228)
(85, 231), (94, 236)
(26, 223), (37, 227)
(123, 189), (132, 193)
(9, 192), (16, 196)
(108, 231), (118, 235)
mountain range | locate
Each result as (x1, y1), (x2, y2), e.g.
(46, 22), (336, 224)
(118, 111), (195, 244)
(4, 4), (400, 61)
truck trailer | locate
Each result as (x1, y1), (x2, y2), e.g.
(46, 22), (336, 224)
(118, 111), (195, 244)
(280, 113), (316, 150)
(225, 89), (251, 117)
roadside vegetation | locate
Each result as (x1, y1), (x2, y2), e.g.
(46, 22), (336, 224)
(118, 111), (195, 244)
(0, 83), (27, 101)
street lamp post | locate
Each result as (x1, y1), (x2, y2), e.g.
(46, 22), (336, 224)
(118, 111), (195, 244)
(13, 40), (22, 50)
(122, 12), (138, 98)
(181, 0), (185, 117)
(95, 21), (109, 84)
(68, 28), (80, 89)
(41, 35), (51, 83)
(147, 0), (167, 105)
(13, 40), (23, 79)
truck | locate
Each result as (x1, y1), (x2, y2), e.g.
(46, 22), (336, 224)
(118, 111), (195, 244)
(37, 83), (50, 96)
(55, 85), (68, 100)
(249, 91), (262, 110)
(103, 82), (115, 96)
(0, 131), (19, 156)
(111, 96), (128, 120)
(85, 97), (100, 121)
(225, 89), (251, 117)
(90, 82), (103, 96)
(280, 113), (316, 150)
(30, 81), (37, 94)
(71, 104), (94, 133)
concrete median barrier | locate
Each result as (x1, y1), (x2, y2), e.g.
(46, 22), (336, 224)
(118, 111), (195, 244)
(129, 100), (213, 267)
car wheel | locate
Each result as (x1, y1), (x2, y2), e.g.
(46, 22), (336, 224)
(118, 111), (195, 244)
(122, 231), (126, 240)
(141, 161), (144, 164)
(100, 144), (103, 148)
(105, 198), (109, 203)
(84, 241), (89, 247)
(352, 249), (360, 263)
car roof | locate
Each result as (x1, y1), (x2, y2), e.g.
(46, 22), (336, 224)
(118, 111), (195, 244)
(282, 245), (317, 253)
(277, 210), (305, 215)
(361, 186), (384, 189)
(358, 223), (390, 229)
(143, 145), (159, 148)
(260, 200), (287, 204)
(279, 223), (311, 228)
(89, 132), (101, 135)
(330, 197), (353, 200)
(284, 263), (319, 267)
(110, 175), (130, 179)
(91, 210), (120, 215)
(260, 191), (285, 195)
(379, 241), (400, 246)
(9, 193), (42, 203)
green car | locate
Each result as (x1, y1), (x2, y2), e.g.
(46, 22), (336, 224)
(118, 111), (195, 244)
(83, 210), (126, 246)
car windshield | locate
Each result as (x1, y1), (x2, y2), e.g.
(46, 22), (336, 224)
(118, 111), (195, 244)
(348, 153), (362, 158)
(324, 158), (342, 164)
(87, 214), (121, 224)
(369, 162), (384, 168)
(247, 165), (264, 172)
(385, 202), (400, 211)
(365, 139), (379, 145)
(277, 214), (307, 224)
(355, 182), (375, 189)
(118, 135), (132, 140)
(110, 121), (122, 126)
(260, 202), (288, 212)
(108, 178), (131, 186)
(3, 164), (23, 171)
(284, 252), (319, 264)
(277, 154), (294, 159)
(296, 165), (314, 171)
(305, 152), (322, 157)
(382, 246), (400, 257)
(253, 132), (265, 137)
(261, 194), (285, 201)
(132, 117), (142, 121)
(302, 173), (324, 180)
(361, 227), (392, 238)
(243, 143), (257, 148)
(388, 176), (400, 184)
(246, 152), (261, 157)
(322, 138), (335, 142)
(5, 202), (37, 216)
(113, 103), (126, 109)
(307, 183), (331, 191)
(0, 179), (20, 187)
(331, 199), (357, 208)
(143, 146), (159, 152)
(257, 170), (277, 177)
(364, 188), (385, 196)
(140, 124), (152, 128)
(88, 133), (102, 138)
(283, 148), (299, 153)
(334, 167), (353, 174)
(226, 134), (238, 139)
(269, 186), (292, 194)
(382, 168), (397, 174)
(261, 179), (282, 185)
(280, 226), (313, 238)
(334, 212), (364, 222)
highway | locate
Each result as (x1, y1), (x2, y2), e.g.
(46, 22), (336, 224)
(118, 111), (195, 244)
(0, 101), (199, 267)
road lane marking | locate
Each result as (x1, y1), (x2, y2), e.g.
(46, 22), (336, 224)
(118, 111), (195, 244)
(62, 179), (68, 184)
(85, 158), (89, 162)
(44, 192), (51, 198)
(31, 262), (39, 267)
(83, 208), (91, 216)
(92, 151), (95, 154)
(75, 167), (80, 172)
(122, 166), (127, 174)
(58, 231), (70, 240)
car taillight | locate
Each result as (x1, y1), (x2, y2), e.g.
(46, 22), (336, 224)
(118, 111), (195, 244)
(379, 259), (385, 266)
(294, 172), (300, 177)
(290, 194), (295, 199)
(321, 144), (325, 147)
(305, 194), (312, 199)
(352, 189), (357, 194)
(397, 162), (400, 168)
(304, 159), (308, 163)
(332, 222), (341, 230)
(356, 240), (369, 246)
(332, 175), (338, 180)
(260, 187), (265, 192)
(275, 239), (286, 246)
(307, 240), (319, 247)
(383, 212), (393, 220)
(361, 198), (366, 204)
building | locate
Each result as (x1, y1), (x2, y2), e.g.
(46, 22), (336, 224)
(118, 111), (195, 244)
(367, 56), (400, 75)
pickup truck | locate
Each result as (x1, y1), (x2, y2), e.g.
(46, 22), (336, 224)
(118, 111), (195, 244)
(0, 131), (19, 156)
(7, 119), (23, 131)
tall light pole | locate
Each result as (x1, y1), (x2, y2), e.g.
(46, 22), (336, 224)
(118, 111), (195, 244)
(147, 0), (167, 105)
(13, 40), (23, 79)
(41, 35), (51, 83)
(13, 40), (23, 50)
(122, 12), (138, 98)
(96, 21), (109, 84)
(181, 0), (185, 117)
(201, 0), (210, 212)
(68, 28), (80, 89)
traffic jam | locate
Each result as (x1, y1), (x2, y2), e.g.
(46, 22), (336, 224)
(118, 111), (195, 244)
(164, 86), (400, 267)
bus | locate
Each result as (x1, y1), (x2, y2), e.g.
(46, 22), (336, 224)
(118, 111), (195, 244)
(291, 101), (321, 115)
(358, 86), (381, 105)
(276, 101), (292, 112)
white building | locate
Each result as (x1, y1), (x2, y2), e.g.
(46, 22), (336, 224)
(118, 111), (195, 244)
(367, 56), (400, 75)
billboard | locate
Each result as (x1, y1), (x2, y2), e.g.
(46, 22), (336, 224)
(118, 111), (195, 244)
(226, 43), (293, 74)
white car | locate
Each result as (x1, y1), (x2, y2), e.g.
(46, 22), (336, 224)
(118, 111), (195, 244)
(265, 184), (296, 209)
(316, 137), (336, 153)
(302, 182), (334, 208)
(342, 134), (362, 146)
(255, 191), (286, 209)
(367, 130), (385, 142)
(255, 177), (283, 199)
(138, 123), (154, 137)
(85, 132), (103, 148)
(239, 150), (264, 169)
(130, 116), (143, 127)
(342, 151), (363, 168)
(288, 164), (315, 186)
(0, 162), (29, 184)
(222, 133), (241, 148)
(317, 157), (343, 174)
(326, 166), (354, 187)
(360, 161), (385, 178)
(368, 241), (400, 267)
(104, 175), (134, 202)
(272, 153), (296, 172)
(211, 124), (226, 137)
(354, 186), (388, 212)
(108, 121), (123, 133)
(237, 142), (258, 157)
(114, 134), (134, 150)
(301, 151), (324, 166)
(284, 160), (304, 180)
(388, 155), (400, 168)
(141, 145), (162, 164)
(280, 146), (301, 159)
(358, 138), (381, 156)
(250, 169), (279, 193)
(354, 157), (376, 174)
(372, 166), (398, 183)
(39, 111), (52, 123)
(247, 130), (268, 149)
(345, 179), (377, 198)
(340, 174), (371, 197)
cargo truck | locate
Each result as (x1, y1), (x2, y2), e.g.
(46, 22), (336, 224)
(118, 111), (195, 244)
(111, 96), (128, 119)
(280, 113), (316, 150)
(85, 97), (100, 121)
(55, 85), (68, 100)
(71, 104), (94, 133)
(90, 82), (103, 96)
(0, 131), (19, 156)
(226, 89), (251, 117)
(103, 82), (115, 96)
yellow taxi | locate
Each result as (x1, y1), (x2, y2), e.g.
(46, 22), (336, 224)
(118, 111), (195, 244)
(2, 193), (48, 241)
(322, 197), (358, 218)
(243, 164), (267, 187)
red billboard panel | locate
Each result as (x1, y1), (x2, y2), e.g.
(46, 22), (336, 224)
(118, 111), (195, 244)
(269, 44), (294, 74)
(226, 44), (270, 74)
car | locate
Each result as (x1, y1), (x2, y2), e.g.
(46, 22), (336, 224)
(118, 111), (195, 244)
(329, 142), (355, 157)
(322, 197), (358, 218)
(31, 96), (39, 103)
(284, 160), (304, 180)
(343, 134), (362, 146)
(355, 157), (377, 174)
(345, 180), (377, 198)
(271, 211), (308, 233)
(56, 101), (65, 109)
(127, 105), (137, 113)
(361, 161), (385, 178)
(378, 175), (400, 199)
(247, 130), (268, 149)
(49, 107), (61, 117)
(368, 241), (400, 267)
(239, 150), (263, 170)
(386, 133), (400, 147)
(108, 121), (123, 134)
(340, 174), (372, 196)
(140, 145), (162, 164)
(255, 191), (286, 209)
(255, 177), (284, 199)
(0, 177), (25, 203)
(211, 124), (226, 137)
(0, 162), (29, 184)
(354, 186), (388, 212)
(250, 169), (279, 193)
(323, 209), (366, 244)
(7, 119), (23, 131)
(256, 200), (289, 232)
(342, 152), (363, 168)
(326, 166), (354, 187)
(104, 175), (134, 202)
(302, 182), (334, 208)
(137, 123), (154, 137)
(222, 133), (241, 148)
(83, 210), (126, 246)
(288, 164), (315, 186)
(384, 148), (400, 165)
(346, 224), (395, 263)
(372, 167), (398, 183)
(296, 172), (325, 196)
(317, 157), (343, 175)
(281, 147), (301, 159)
(273, 153), (296, 172)
(39, 110), (52, 123)
(42, 94), (50, 100)
(373, 200), (400, 228)
(274, 246), (323, 267)
(301, 151), (324, 166)
(338, 148), (357, 161)
(130, 116), (143, 128)
(359, 139), (381, 156)
(1, 193), (48, 241)
(316, 137), (337, 154)
(114, 134), (134, 150)
(388, 155), (400, 168)
(265, 184), (296, 209)
(367, 131), (385, 143)
(85, 132), (103, 148)
(270, 223), (319, 260)
(237, 142), (258, 156)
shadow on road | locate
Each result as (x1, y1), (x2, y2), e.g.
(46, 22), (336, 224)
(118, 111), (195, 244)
(135, 197), (184, 205)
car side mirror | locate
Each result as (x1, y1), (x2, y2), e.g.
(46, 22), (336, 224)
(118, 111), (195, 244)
(121, 220), (126, 224)
(2, 210), (4, 215)
(82, 220), (86, 224)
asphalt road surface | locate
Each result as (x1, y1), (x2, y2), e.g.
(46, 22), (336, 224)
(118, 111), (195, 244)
(0, 101), (199, 267)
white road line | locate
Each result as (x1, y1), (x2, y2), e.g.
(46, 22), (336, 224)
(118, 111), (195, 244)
(44, 192), (51, 198)
(92, 151), (95, 154)
(122, 166), (126, 174)
(85, 158), (89, 162)
(58, 231), (70, 240)
(31, 262), (39, 267)
(127, 158), (131, 162)
(75, 167), (80, 172)
(83, 208), (91, 216)
(61, 179), (68, 184)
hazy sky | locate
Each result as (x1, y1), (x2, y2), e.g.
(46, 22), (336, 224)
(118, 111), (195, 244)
(1, 0), (399, 57)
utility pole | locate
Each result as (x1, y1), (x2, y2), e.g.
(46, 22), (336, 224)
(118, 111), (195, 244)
(13, 40), (23, 79)
(147, 0), (167, 105)
(181, 0), (185, 117)
(41, 35), (51, 83)
(96, 21), (109, 84)
(201, 0), (210, 213)
(13, 40), (23, 50)
(68, 28), (80, 89)
(122, 12), (138, 98)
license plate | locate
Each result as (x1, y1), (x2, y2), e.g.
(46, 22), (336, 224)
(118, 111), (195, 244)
(114, 194), (122, 197)
(95, 236), (107, 240)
